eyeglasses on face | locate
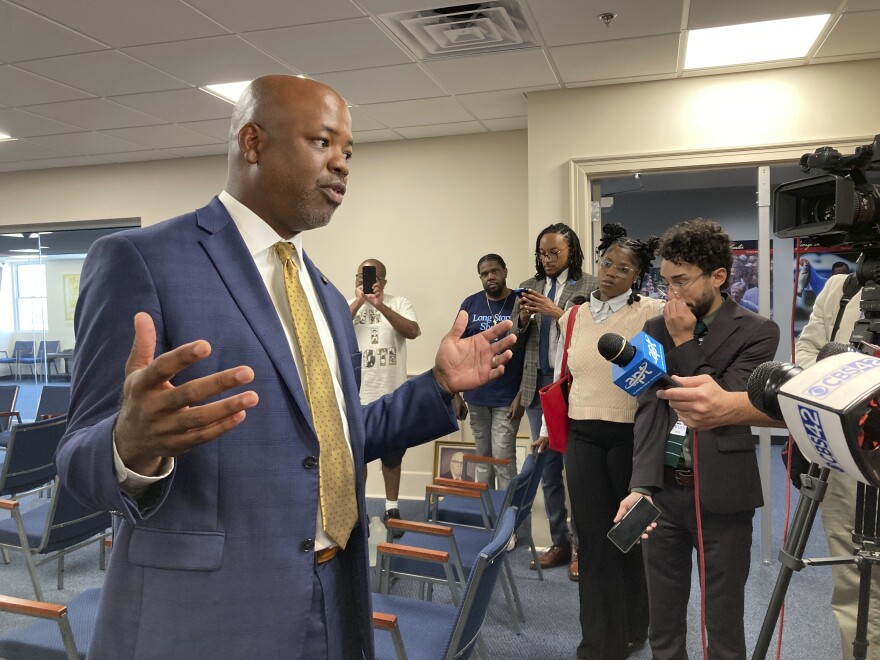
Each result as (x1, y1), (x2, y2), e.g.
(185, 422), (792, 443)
(536, 247), (568, 262)
(598, 258), (635, 276)
(657, 273), (707, 296)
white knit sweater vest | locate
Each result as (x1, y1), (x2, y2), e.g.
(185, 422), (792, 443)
(561, 297), (663, 424)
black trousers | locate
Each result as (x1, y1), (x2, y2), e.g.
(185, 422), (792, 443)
(644, 471), (753, 660)
(565, 419), (649, 660)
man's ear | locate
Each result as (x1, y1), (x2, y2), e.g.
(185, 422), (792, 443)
(711, 267), (728, 289)
(238, 123), (262, 164)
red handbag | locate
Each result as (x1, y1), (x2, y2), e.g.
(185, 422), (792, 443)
(538, 305), (580, 453)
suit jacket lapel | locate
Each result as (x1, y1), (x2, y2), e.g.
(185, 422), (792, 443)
(195, 198), (315, 429)
(698, 297), (740, 356)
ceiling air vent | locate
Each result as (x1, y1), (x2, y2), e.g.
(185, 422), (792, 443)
(379, 1), (539, 59)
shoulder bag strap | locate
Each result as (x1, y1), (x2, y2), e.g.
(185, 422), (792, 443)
(830, 273), (860, 342)
(559, 304), (580, 377)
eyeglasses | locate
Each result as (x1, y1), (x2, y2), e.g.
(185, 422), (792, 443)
(536, 247), (568, 262)
(598, 258), (635, 276)
(657, 273), (708, 296)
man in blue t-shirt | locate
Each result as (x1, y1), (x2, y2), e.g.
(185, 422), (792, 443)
(458, 254), (526, 491)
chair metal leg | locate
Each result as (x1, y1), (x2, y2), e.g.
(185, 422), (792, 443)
(526, 530), (543, 581)
(389, 624), (409, 660)
(497, 566), (521, 634)
(1, 547), (9, 564)
(503, 557), (525, 623)
(475, 632), (489, 659)
(10, 506), (44, 600)
(57, 553), (64, 590)
(57, 612), (80, 660)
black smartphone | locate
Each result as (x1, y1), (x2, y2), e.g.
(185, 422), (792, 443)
(607, 496), (661, 553)
(513, 287), (529, 297)
(361, 265), (377, 294)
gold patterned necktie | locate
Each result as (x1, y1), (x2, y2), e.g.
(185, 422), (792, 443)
(274, 242), (357, 548)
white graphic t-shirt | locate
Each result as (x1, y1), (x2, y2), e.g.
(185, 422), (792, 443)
(350, 294), (418, 404)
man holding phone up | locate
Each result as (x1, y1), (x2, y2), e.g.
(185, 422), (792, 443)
(350, 259), (420, 530)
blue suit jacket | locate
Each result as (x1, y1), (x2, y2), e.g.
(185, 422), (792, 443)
(55, 197), (456, 659)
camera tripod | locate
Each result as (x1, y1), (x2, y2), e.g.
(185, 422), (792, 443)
(752, 463), (880, 660)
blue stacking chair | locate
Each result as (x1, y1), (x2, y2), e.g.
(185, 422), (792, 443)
(0, 587), (101, 660)
(17, 341), (61, 379)
(0, 416), (110, 601)
(378, 451), (546, 634)
(428, 449), (548, 581)
(372, 508), (516, 660)
(34, 385), (71, 421)
(0, 341), (34, 380)
(0, 385), (20, 433)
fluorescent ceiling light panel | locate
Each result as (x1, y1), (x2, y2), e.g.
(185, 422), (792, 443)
(685, 14), (830, 70)
(9, 248), (41, 253)
(0, 133), (16, 141)
(202, 80), (252, 104)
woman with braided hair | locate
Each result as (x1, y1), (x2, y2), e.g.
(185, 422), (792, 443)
(537, 222), (662, 659)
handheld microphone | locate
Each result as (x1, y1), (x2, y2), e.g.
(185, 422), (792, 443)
(747, 351), (880, 486)
(598, 332), (679, 396)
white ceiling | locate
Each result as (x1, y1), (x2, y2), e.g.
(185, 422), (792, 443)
(0, 0), (878, 173)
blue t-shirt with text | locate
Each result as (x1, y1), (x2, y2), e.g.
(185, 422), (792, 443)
(458, 291), (525, 408)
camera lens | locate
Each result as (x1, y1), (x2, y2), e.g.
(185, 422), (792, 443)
(811, 197), (836, 224)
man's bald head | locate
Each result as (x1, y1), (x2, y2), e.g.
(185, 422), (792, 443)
(224, 75), (353, 239)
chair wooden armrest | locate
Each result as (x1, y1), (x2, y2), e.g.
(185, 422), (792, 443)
(463, 455), (510, 466)
(376, 542), (450, 563)
(425, 484), (483, 499)
(385, 519), (453, 536)
(372, 612), (399, 630)
(0, 594), (67, 619)
(432, 477), (487, 491)
(0, 411), (21, 420)
(0, 499), (20, 511)
(39, 413), (65, 420)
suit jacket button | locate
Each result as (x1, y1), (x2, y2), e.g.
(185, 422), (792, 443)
(303, 455), (318, 469)
(301, 539), (315, 552)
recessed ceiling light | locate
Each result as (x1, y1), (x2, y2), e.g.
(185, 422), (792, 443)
(9, 248), (42, 253)
(685, 14), (830, 70)
(201, 81), (252, 104)
(1, 233), (25, 238)
(0, 133), (16, 142)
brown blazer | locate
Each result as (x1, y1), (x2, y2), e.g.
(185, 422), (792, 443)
(630, 296), (780, 513)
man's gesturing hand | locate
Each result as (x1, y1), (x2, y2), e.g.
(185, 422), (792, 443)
(114, 312), (259, 476)
(433, 311), (516, 395)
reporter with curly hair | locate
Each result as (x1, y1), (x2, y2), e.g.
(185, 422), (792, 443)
(536, 223), (661, 659)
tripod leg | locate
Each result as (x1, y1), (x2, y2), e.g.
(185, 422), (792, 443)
(852, 555), (873, 660)
(752, 465), (830, 660)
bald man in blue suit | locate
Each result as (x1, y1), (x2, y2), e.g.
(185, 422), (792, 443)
(56, 75), (515, 659)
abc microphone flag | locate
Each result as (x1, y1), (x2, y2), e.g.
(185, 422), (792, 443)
(598, 331), (676, 396)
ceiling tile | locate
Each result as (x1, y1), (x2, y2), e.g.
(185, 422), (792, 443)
(178, 118), (232, 142)
(101, 124), (220, 149)
(687, 0), (840, 30)
(348, 106), (385, 131)
(28, 131), (146, 155)
(0, 1), (105, 62)
(814, 10), (880, 58)
(14, 0), (229, 47)
(17, 51), (190, 96)
(483, 116), (528, 131)
(0, 155), (106, 171)
(110, 88), (233, 123)
(0, 108), (82, 137)
(352, 128), (402, 143)
(423, 48), (558, 95)
(163, 144), (229, 158)
(529, 0), (684, 47)
(550, 35), (680, 84)
(97, 149), (177, 163)
(358, 97), (473, 127)
(0, 138), (72, 162)
(0, 65), (92, 106)
(244, 18), (411, 74)
(124, 36), (291, 86)
(185, 0), (364, 33)
(23, 98), (165, 130)
(395, 122), (486, 139)
(315, 64), (445, 104)
(455, 86), (557, 120)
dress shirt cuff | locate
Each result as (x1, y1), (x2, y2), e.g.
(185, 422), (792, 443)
(113, 430), (174, 500)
